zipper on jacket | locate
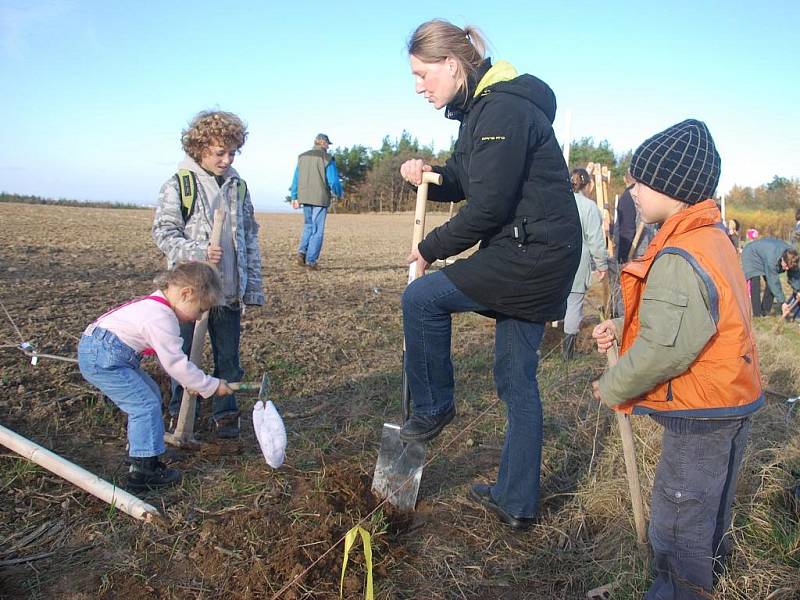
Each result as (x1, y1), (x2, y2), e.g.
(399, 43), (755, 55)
(666, 381), (673, 401)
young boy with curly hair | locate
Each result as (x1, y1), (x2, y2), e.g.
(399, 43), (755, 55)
(153, 110), (264, 438)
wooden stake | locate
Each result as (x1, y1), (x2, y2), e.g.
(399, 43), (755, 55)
(606, 346), (648, 548)
(164, 208), (225, 448)
(0, 423), (161, 523)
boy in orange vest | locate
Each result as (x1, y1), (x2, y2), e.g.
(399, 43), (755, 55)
(592, 119), (762, 599)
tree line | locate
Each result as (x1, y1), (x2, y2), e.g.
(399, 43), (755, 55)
(725, 176), (800, 211)
(0, 192), (143, 210)
(326, 135), (635, 213)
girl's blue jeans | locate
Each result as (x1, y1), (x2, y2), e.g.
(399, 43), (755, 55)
(78, 328), (165, 458)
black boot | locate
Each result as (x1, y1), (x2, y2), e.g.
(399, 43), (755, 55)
(468, 483), (537, 530)
(128, 456), (181, 491)
(212, 411), (241, 439)
(562, 333), (577, 360)
(399, 405), (455, 443)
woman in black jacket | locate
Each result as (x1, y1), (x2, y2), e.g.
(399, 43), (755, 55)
(399, 19), (581, 529)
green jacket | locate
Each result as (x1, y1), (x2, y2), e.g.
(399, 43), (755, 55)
(295, 147), (332, 207)
(598, 253), (717, 407)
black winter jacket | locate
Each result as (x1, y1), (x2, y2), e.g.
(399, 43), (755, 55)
(419, 60), (581, 321)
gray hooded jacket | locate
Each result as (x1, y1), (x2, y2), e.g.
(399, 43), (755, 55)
(152, 156), (265, 307)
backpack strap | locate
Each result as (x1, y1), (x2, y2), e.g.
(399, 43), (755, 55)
(237, 178), (248, 204)
(175, 169), (198, 222)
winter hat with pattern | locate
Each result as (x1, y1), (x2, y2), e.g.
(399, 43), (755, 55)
(629, 119), (721, 205)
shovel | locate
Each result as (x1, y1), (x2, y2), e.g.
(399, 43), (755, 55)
(231, 374), (287, 467)
(372, 171), (442, 512)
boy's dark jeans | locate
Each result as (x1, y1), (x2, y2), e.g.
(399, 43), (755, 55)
(749, 276), (774, 316)
(169, 304), (244, 420)
(646, 416), (751, 600)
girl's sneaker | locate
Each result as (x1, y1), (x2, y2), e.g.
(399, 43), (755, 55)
(128, 456), (181, 490)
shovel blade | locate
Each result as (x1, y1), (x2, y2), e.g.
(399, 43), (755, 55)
(371, 423), (426, 512)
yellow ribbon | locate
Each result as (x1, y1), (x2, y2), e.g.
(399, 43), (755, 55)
(339, 526), (373, 600)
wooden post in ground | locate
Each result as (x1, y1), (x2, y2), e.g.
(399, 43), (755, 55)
(164, 209), (225, 449)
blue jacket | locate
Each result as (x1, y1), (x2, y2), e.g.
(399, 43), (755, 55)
(290, 157), (343, 201)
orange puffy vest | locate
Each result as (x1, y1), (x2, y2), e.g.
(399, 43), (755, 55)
(617, 200), (763, 417)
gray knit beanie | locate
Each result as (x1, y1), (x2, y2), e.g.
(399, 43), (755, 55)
(629, 119), (721, 205)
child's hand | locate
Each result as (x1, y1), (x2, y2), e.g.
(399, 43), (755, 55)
(207, 244), (223, 264)
(216, 379), (234, 396)
(592, 319), (617, 353)
(591, 380), (603, 403)
(291, 200), (299, 210)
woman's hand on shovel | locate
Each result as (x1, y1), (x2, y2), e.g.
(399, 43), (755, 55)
(407, 246), (430, 278)
(592, 319), (618, 353)
(400, 159), (432, 186)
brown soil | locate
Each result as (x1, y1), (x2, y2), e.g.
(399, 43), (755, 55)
(1, 203), (799, 599)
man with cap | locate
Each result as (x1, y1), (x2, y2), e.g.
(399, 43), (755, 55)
(290, 133), (344, 269)
(591, 119), (763, 599)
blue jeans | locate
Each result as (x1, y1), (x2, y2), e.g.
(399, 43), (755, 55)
(298, 205), (328, 265)
(169, 304), (243, 419)
(402, 271), (545, 518)
(646, 417), (751, 600)
(78, 328), (165, 458)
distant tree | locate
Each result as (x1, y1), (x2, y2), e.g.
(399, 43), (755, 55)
(726, 185), (755, 207)
(568, 137), (616, 171)
(727, 177), (800, 211)
(331, 145), (373, 210)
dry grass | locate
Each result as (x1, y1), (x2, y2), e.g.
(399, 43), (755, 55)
(0, 203), (799, 599)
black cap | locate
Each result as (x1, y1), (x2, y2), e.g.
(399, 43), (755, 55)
(629, 119), (721, 205)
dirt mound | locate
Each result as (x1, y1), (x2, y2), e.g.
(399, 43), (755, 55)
(140, 465), (411, 599)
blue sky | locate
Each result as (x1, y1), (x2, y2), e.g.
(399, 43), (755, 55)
(1, 0), (797, 211)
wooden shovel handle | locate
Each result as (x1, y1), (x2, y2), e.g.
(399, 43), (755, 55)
(401, 173), (442, 417)
(606, 344), (648, 548)
(411, 172), (443, 251)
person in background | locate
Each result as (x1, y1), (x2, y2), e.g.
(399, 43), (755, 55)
(741, 237), (800, 317)
(613, 172), (638, 263)
(563, 168), (607, 360)
(792, 208), (800, 245)
(608, 171), (656, 317)
(726, 218), (741, 250)
(290, 133), (344, 270)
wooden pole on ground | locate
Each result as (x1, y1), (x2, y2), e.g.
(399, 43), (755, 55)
(0, 422), (161, 523)
(164, 209), (225, 448)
